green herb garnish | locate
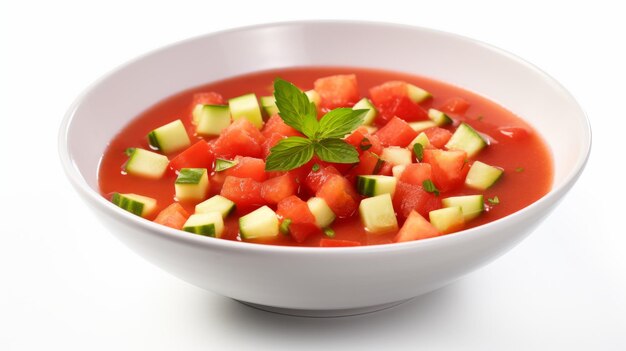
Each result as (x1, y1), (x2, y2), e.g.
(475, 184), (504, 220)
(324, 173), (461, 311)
(359, 137), (372, 151)
(323, 228), (336, 238)
(488, 196), (500, 205)
(372, 156), (385, 175)
(124, 148), (136, 156)
(215, 158), (238, 172)
(265, 78), (368, 171)
(311, 163), (320, 172)
(422, 179), (440, 196)
(413, 143), (424, 162)
(279, 218), (292, 235)
(175, 168), (205, 184)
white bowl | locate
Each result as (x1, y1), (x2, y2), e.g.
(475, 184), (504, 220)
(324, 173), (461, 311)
(59, 21), (591, 317)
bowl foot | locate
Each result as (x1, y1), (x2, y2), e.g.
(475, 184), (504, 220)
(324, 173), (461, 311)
(236, 298), (413, 318)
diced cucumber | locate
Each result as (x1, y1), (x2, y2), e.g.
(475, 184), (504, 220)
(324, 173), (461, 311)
(239, 205), (279, 240)
(445, 123), (487, 158)
(408, 132), (431, 149)
(147, 119), (191, 154)
(183, 212), (224, 237)
(381, 147), (412, 166)
(306, 197), (336, 228)
(357, 175), (397, 197)
(175, 168), (209, 201)
(429, 206), (465, 234)
(305, 89), (321, 107)
(353, 98), (378, 125)
(407, 84), (432, 103)
(362, 125), (378, 134)
(409, 120), (437, 133)
(195, 195), (236, 218)
(392, 164), (406, 179)
(260, 96), (278, 117)
(428, 108), (453, 126)
(229, 93), (263, 129)
(191, 104), (204, 125)
(359, 194), (398, 234)
(196, 105), (231, 136)
(124, 148), (169, 179)
(442, 195), (484, 221)
(465, 161), (504, 190)
(111, 193), (157, 218)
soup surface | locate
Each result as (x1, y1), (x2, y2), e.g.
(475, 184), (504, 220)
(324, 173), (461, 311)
(99, 67), (553, 247)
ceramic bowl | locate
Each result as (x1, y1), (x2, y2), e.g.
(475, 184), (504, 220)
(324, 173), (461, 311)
(59, 21), (591, 317)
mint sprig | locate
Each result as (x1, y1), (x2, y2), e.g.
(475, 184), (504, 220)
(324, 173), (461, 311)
(265, 78), (368, 171)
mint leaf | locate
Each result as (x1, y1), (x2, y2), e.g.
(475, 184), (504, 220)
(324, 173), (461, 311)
(317, 108), (367, 139)
(413, 143), (424, 162)
(215, 158), (238, 172)
(422, 179), (440, 196)
(265, 137), (314, 171)
(273, 78), (318, 138)
(488, 196), (500, 205)
(323, 228), (335, 238)
(314, 138), (359, 164)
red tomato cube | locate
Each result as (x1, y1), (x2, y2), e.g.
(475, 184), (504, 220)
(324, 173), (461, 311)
(303, 165), (341, 195)
(222, 156), (267, 182)
(395, 211), (440, 242)
(369, 81), (409, 106)
(392, 181), (441, 219)
(399, 163), (433, 186)
(261, 174), (298, 205)
(168, 140), (214, 172)
(422, 149), (468, 192)
(375, 117), (418, 147)
(344, 127), (383, 155)
(376, 96), (428, 124)
(277, 195), (320, 243)
(261, 115), (302, 139)
(438, 97), (470, 115)
(314, 74), (360, 109)
(213, 119), (265, 159)
(220, 176), (265, 209)
(316, 175), (360, 218)
(153, 203), (190, 230)
(424, 127), (453, 149)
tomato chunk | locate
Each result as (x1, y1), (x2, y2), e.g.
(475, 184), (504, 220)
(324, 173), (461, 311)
(375, 117), (418, 147)
(316, 175), (360, 218)
(319, 238), (361, 247)
(276, 195), (320, 242)
(213, 119), (265, 159)
(261, 133), (285, 159)
(423, 149), (468, 192)
(369, 81), (410, 106)
(168, 140), (214, 172)
(349, 151), (386, 177)
(261, 174), (298, 205)
(303, 165), (341, 195)
(261, 115), (301, 139)
(376, 96), (428, 124)
(344, 127), (383, 155)
(153, 203), (190, 230)
(399, 163), (432, 186)
(498, 126), (530, 141)
(424, 127), (453, 149)
(392, 181), (441, 218)
(438, 97), (470, 115)
(223, 156), (267, 182)
(220, 176), (265, 210)
(395, 211), (440, 242)
(314, 74), (360, 109)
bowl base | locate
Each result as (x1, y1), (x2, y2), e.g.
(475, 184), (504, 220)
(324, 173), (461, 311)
(236, 298), (413, 318)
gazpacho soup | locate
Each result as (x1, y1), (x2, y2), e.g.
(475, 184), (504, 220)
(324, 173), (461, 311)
(99, 67), (553, 247)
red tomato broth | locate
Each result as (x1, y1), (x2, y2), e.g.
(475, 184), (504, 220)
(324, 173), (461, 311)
(98, 67), (553, 247)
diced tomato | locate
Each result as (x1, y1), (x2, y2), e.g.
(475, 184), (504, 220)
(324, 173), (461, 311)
(223, 156), (267, 182)
(153, 203), (189, 230)
(438, 97), (470, 115)
(168, 140), (214, 172)
(349, 151), (386, 177)
(316, 175), (360, 218)
(220, 176), (265, 209)
(375, 117), (418, 147)
(319, 238), (361, 247)
(261, 115), (301, 139)
(213, 119), (265, 159)
(314, 74), (360, 109)
(395, 211), (440, 242)
(424, 127), (453, 149)
(423, 149), (468, 192)
(498, 126), (530, 141)
(399, 163), (432, 186)
(369, 81), (410, 106)
(276, 195), (320, 242)
(303, 165), (341, 194)
(262, 133), (285, 159)
(344, 127), (383, 155)
(392, 181), (441, 218)
(376, 96), (428, 124)
(261, 174), (298, 205)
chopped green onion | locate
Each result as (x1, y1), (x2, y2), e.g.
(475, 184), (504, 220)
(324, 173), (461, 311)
(279, 218), (292, 235)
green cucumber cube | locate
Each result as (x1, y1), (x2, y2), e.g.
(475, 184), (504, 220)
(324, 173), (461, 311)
(307, 197), (336, 228)
(442, 195), (484, 221)
(147, 119), (191, 154)
(428, 108), (453, 126)
(305, 89), (321, 107)
(111, 193), (157, 218)
(381, 147), (412, 166)
(408, 132), (431, 149)
(357, 175), (397, 197)
(359, 194), (398, 234)
(239, 206), (279, 240)
(229, 93), (263, 129)
(465, 161), (504, 190)
(391, 165), (406, 179)
(124, 148), (169, 179)
(183, 212), (224, 237)
(260, 96), (278, 117)
(409, 120), (437, 133)
(429, 206), (465, 234)
(445, 123), (487, 158)
(196, 105), (231, 136)
(407, 84), (432, 103)
(195, 195), (236, 218)
(353, 98), (378, 125)
(175, 168), (209, 201)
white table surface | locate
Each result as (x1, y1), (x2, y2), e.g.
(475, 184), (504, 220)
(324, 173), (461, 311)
(2, 1), (624, 350)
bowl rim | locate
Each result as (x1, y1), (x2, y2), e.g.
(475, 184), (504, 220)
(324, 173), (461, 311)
(58, 19), (592, 254)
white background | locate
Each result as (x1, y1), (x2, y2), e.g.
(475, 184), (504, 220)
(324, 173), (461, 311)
(1, 1), (624, 350)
